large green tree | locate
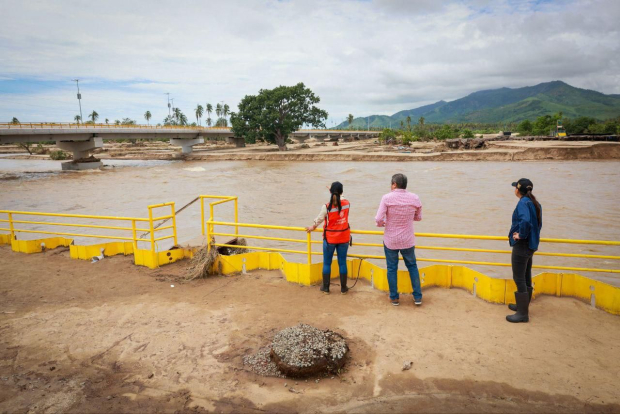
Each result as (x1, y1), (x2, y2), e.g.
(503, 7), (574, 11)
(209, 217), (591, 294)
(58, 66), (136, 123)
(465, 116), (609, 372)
(347, 114), (354, 129)
(89, 110), (99, 123)
(144, 111), (152, 125)
(230, 83), (328, 151)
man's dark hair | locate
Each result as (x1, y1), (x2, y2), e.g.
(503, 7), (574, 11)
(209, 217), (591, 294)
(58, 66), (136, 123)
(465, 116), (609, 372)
(391, 173), (407, 189)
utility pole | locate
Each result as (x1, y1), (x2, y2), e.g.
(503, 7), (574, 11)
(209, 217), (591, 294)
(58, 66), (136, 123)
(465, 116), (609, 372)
(72, 79), (83, 123)
(165, 93), (171, 117)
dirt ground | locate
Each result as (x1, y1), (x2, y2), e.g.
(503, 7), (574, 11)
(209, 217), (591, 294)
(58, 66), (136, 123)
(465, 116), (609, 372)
(1, 246), (620, 413)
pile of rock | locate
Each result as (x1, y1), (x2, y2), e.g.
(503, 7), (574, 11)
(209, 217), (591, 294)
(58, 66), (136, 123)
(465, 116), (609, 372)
(270, 324), (348, 378)
(445, 138), (486, 150)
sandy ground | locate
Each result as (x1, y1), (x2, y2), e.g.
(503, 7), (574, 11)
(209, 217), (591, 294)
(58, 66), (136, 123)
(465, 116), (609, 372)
(2, 139), (620, 162)
(1, 246), (620, 413)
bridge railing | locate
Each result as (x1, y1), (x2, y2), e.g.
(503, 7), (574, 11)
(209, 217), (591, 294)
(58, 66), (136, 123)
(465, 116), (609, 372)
(0, 122), (232, 131)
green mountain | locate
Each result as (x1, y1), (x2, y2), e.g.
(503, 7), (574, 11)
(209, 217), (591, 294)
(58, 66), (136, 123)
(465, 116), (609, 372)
(337, 81), (620, 128)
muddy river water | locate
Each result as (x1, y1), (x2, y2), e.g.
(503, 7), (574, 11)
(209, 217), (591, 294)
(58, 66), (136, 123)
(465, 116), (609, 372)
(1, 159), (619, 285)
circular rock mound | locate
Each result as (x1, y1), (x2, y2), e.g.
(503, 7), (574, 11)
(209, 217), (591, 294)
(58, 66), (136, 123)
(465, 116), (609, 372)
(270, 324), (348, 378)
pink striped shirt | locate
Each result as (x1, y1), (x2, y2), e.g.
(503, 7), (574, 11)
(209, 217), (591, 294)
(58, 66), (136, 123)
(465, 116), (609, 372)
(375, 189), (422, 250)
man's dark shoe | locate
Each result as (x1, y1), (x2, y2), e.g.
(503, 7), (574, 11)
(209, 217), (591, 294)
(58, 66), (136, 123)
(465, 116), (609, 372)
(506, 291), (529, 323)
(320, 286), (330, 294)
(391, 299), (400, 306)
(509, 287), (532, 311)
(414, 298), (422, 306)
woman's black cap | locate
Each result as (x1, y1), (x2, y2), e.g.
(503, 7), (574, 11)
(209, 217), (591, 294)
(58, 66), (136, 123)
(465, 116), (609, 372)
(512, 178), (533, 192)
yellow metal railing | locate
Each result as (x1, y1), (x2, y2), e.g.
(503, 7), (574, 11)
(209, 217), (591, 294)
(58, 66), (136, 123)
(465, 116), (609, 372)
(206, 218), (620, 274)
(0, 202), (178, 255)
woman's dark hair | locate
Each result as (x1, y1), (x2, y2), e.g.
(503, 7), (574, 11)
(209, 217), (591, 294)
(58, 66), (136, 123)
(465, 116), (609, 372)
(520, 186), (542, 223)
(328, 181), (344, 213)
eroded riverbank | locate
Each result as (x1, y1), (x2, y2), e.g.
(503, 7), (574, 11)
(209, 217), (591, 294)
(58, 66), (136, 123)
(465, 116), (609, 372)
(2, 140), (620, 162)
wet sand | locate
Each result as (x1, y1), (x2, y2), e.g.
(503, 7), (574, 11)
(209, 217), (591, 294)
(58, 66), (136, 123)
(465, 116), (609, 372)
(1, 246), (619, 413)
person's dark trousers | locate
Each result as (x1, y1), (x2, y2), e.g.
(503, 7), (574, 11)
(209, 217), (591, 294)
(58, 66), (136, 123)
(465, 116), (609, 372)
(508, 240), (534, 322)
(384, 244), (422, 301)
(322, 240), (349, 293)
(512, 240), (534, 293)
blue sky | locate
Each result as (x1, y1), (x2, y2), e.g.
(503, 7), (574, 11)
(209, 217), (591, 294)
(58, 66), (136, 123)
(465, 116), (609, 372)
(1, 0), (618, 125)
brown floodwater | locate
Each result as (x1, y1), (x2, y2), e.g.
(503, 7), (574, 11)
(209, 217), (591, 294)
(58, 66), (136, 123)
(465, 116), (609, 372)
(1, 159), (619, 285)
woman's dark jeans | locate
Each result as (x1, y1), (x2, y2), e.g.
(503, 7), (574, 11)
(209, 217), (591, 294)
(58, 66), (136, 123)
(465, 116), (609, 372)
(323, 239), (349, 276)
(512, 240), (534, 293)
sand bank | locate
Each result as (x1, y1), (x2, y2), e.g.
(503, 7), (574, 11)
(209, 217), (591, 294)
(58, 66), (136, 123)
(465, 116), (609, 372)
(1, 246), (619, 413)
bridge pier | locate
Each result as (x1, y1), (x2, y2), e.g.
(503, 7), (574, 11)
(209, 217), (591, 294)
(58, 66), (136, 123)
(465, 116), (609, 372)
(170, 137), (204, 154)
(56, 137), (103, 170)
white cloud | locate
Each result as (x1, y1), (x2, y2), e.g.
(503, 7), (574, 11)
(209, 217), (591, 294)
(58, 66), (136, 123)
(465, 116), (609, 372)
(0, 0), (618, 125)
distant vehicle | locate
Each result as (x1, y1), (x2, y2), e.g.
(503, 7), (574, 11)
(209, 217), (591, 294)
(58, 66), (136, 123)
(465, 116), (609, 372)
(554, 120), (567, 137)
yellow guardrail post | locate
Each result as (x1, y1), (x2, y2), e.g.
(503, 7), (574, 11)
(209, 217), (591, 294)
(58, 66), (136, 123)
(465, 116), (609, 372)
(234, 197), (239, 236)
(131, 219), (137, 251)
(307, 231), (312, 265)
(200, 197), (205, 236)
(170, 202), (178, 246)
(8, 212), (15, 240)
(148, 206), (156, 265)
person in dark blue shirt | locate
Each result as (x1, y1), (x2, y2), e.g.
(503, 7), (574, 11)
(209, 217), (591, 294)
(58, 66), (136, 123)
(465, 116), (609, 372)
(506, 178), (542, 323)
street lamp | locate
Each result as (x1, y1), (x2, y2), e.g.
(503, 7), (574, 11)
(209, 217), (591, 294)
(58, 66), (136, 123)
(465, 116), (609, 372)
(72, 79), (83, 123)
(165, 92), (171, 117)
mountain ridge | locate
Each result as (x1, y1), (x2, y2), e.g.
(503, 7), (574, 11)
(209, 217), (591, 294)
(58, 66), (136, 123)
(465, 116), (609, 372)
(338, 81), (620, 129)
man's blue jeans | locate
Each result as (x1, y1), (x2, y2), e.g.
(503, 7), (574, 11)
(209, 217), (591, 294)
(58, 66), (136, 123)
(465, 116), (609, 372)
(323, 239), (349, 277)
(384, 244), (422, 301)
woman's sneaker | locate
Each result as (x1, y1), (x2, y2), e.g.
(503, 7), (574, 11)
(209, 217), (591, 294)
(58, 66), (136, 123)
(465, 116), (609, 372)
(413, 297), (422, 306)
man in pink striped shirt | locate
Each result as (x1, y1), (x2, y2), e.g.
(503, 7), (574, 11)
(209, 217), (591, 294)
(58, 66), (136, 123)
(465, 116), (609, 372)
(375, 173), (423, 306)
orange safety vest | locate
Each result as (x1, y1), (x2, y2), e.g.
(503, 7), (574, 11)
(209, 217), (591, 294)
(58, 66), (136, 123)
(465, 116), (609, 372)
(323, 199), (351, 244)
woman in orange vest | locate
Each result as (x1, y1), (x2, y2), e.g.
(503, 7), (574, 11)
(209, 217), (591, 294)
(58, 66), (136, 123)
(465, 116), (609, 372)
(306, 182), (351, 294)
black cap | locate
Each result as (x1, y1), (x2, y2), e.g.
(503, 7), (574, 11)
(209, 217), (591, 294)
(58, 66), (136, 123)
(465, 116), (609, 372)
(512, 178), (533, 194)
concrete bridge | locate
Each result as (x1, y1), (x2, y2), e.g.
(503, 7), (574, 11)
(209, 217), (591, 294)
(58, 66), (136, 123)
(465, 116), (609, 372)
(0, 123), (379, 170)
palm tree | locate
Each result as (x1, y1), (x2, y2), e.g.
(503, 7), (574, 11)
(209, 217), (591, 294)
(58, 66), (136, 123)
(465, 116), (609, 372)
(223, 104), (230, 123)
(173, 107), (181, 121)
(74, 115), (81, 124)
(144, 111), (152, 125)
(195, 104), (204, 126)
(400, 120), (404, 130)
(206, 103), (213, 123)
(215, 103), (222, 121)
(418, 116), (425, 126)
(206, 117), (212, 127)
(105, 118), (109, 125)
(347, 114), (354, 129)
(179, 112), (188, 126)
(11, 117), (19, 124)
(406, 116), (411, 131)
(89, 110), (99, 123)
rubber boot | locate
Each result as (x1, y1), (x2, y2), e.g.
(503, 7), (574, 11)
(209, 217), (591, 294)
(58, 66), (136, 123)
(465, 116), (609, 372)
(320, 274), (330, 294)
(509, 287), (532, 311)
(506, 291), (529, 323)
(340, 274), (349, 294)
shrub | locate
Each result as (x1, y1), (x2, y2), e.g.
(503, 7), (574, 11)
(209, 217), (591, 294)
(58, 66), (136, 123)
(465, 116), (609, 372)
(435, 125), (459, 140)
(379, 128), (397, 144)
(461, 129), (475, 138)
(50, 150), (69, 160)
